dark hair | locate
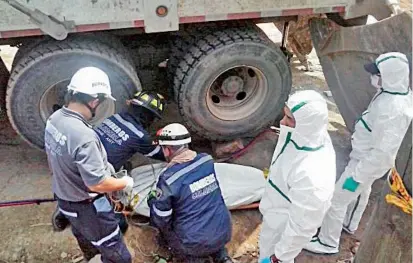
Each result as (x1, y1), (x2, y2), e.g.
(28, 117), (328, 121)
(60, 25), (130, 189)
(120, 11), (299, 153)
(64, 91), (104, 106)
(128, 104), (157, 128)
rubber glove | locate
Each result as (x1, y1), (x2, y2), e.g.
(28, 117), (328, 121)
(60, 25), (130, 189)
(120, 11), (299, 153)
(342, 177), (360, 192)
(260, 255), (280, 263)
(147, 189), (158, 206)
(122, 176), (134, 193)
(260, 258), (271, 263)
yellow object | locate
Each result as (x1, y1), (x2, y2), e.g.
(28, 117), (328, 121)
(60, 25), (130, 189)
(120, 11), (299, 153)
(385, 168), (412, 215)
(263, 168), (269, 179)
(130, 194), (140, 209)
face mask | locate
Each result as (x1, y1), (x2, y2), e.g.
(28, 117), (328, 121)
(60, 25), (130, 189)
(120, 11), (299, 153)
(370, 75), (381, 90)
(278, 124), (295, 141)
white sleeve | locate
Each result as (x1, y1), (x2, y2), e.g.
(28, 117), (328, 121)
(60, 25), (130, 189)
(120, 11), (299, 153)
(353, 112), (410, 184)
(385, 0), (399, 6)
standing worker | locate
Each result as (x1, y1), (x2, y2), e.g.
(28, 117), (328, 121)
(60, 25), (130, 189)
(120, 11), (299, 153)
(259, 90), (336, 263)
(305, 52), (413, 254)
(52, 91), (166, 233)
(45, 67), (133, 262)
(148, 123), (233, 263)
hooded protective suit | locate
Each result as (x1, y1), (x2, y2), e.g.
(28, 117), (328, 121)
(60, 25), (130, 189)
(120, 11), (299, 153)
(305, 52), (413, 254)
(259, 90), (336, 263)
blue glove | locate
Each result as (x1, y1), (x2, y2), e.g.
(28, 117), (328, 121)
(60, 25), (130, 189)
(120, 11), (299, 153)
(342, 177), (360, 192)
(260, 258), (271, 263)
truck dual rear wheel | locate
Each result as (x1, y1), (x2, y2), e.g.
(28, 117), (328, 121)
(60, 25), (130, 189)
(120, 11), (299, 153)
(7, 37), (141, 149)
(173, 27), (292, 141)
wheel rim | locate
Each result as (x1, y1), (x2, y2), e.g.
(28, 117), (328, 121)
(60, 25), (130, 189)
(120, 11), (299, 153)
(206, 66), (268, 121)
(39, 79), (115, 125)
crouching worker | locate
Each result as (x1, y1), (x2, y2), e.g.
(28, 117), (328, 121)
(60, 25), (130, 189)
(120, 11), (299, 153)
(148, 123), (233, 263)
(45, 67), (133, 262)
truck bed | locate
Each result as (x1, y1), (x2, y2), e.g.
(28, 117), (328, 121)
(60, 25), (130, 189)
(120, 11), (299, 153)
(0, 0), (347, 38)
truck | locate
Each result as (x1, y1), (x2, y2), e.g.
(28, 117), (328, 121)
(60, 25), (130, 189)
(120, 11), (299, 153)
(0, 0), (410, 151)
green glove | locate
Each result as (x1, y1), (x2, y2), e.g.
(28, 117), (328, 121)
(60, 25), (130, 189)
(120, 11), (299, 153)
(342, 177), (360, 192)
(147, 190), (157, 206)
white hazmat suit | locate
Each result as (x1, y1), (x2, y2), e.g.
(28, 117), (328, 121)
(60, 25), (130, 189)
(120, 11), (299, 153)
(305, 52), (413, 254)
(259, 90), (336, 263)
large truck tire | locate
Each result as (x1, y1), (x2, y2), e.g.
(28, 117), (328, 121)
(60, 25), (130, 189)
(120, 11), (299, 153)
(123, 36), (170, 98)
(7, 37), (141, 150)
(0, 58), (9, 120)
(174, 27), (291, 141)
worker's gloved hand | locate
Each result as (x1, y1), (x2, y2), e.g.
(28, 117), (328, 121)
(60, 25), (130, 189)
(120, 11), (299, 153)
(122, 176), (134, 193)
(260, 255), (280, 263)
(342, 177), (360, 192)
(147, 189), (157, 207)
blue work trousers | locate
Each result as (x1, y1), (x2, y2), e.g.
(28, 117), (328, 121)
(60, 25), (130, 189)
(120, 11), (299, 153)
(57, 196), (131, 263)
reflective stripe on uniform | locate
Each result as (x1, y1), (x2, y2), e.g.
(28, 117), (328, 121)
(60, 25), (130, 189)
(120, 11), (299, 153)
(356, 112), (372, 132)
(291, 101), (307, 113)
(59, 208), (78, 218)
(145, 145), (161, 157)
(91, 226), (120, 246)
(113, 114), (144, 138)
(166, 155), (213, 185)
(310, 237), (337, 248)
(153, 205), (173, 217)
(271, 132), (323, 165)
(268, 179), (291, 203)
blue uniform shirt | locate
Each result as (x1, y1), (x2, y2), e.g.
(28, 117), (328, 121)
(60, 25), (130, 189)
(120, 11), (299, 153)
(149, 153), (232, 255)
(94, 112), (165, 171)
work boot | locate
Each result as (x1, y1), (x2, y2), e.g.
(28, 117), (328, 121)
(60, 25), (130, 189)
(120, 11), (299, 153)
(115, 213), (129, 234)
(216, 256), (233, 263)
(51, 206), (70, 232)
(212, 248), (233, 263)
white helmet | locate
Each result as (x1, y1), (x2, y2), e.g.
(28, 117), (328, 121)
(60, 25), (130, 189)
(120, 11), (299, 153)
(67, 67), (116, 101)
(157, 123), (191, 146)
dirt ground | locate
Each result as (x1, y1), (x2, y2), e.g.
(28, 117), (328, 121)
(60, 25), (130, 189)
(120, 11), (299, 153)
(0, 17), (392, 263)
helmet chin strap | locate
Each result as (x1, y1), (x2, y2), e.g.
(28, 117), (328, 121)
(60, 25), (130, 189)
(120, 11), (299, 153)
(81, 94), (106, 119)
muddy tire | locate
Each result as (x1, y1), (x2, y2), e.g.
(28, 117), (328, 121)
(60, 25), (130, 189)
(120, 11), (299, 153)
(12, 39), (47, 69)
(124, 37), (170, 97)
(0, 59), (9, 119)
(7, 37), (141, 150)
(174, 27), (291, 141)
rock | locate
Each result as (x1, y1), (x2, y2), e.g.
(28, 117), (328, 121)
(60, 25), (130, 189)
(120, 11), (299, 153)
(61, 252), (68, 259)
(11, 252), (19, 261)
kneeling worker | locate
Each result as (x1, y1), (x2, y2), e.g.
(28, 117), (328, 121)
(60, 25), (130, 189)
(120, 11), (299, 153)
(148, 123), (233, 263)
(45, 67), (133, 262)
(95, 90), (166, 171)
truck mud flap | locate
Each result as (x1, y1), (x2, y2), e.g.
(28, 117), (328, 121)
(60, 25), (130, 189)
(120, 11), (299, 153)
(309, 12), (412, 131)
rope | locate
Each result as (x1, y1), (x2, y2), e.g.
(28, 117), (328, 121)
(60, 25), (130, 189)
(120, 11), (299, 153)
(216, 128), (278, 163)
(385, 168), (412, 215)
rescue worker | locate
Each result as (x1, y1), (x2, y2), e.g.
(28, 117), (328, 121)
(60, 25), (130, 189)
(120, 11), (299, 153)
(95, 91), (166, 171)
(52, 91), (166, 233)
(148, 123), (233, 263)
(45, 67), (133, 262)
(259, 90), (336, 263)
(305, 52), (413, 254)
